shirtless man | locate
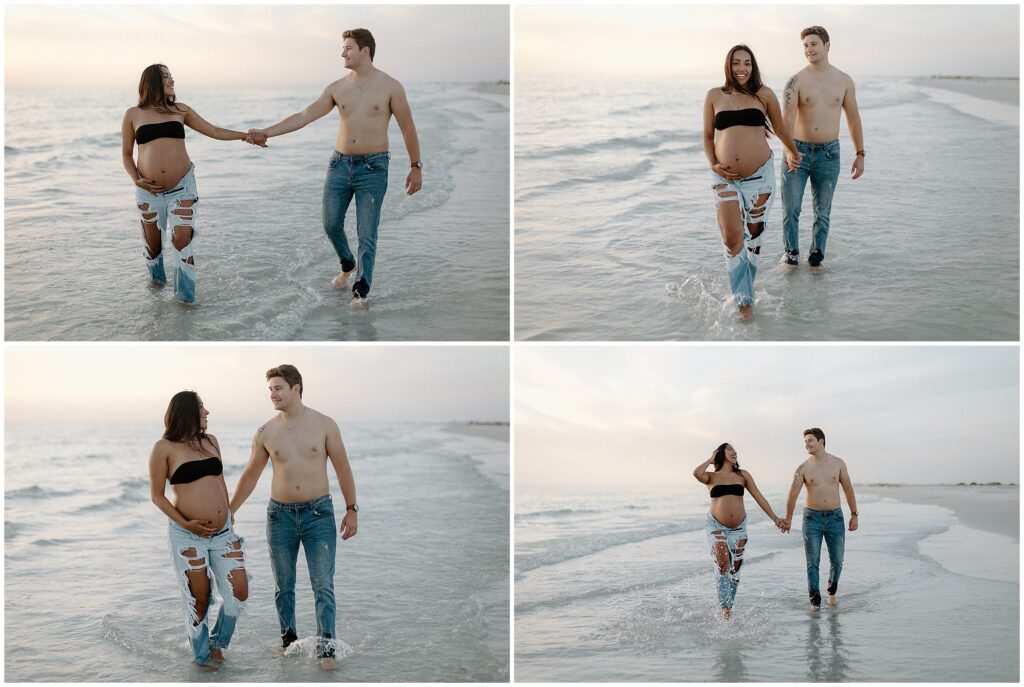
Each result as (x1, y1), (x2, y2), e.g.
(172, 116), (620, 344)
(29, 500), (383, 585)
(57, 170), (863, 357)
(780, 26), (865, 269)
(782, 427), (858, 611)
(229, 364), (358, 670)
(247, 28), (422, 306)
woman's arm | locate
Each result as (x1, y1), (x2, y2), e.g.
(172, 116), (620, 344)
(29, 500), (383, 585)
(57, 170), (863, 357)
(206, 435), (233, 519)
(763, 88), (801, 170)
(702, 90), (719, 172)
(693, 452), (715, 484)
(181, 104), (248, 142)
(251, 86), (336, 143)
(121, 109), (164, 193)
(741, 469), (782, 523)
(149, 441), (218, 534)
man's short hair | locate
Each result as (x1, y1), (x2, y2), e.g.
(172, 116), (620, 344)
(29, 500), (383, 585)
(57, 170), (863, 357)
(801, 26), (830, 44)
(343, 28), (376, 61)
(804, 427), (826, 446)
(267, 364), (303, 397)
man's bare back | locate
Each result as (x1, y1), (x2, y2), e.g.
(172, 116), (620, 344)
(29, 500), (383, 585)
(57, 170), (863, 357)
(329, 71), (405, 154)
(785, 65), (854, 142)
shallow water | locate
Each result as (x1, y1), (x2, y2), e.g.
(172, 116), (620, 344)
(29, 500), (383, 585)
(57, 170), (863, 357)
(515, 76), (1019, 340)
(515, 486), (1019, 681)
(5, 423), (509, 681)
(5, 83), (509, 341)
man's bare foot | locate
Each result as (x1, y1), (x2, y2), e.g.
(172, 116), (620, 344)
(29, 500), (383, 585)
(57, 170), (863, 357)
(272, 645), (288, 656)
(810, 266), (824, 276)
(722, 607), (731, 620)
(210, 648), (224, 663)
(332, 270), (353, 290)
(348, 296), (369, 310)
(826, 594), (838, 606)
(738, 304), (753, 321)
(780, 263), (798, 275)
(319, 657), (338, 670)
(809, 603), (820, 612)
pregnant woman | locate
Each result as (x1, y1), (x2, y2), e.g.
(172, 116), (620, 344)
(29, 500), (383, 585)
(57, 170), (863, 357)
(149, 390), (249, 666)
(693, 442), (786, 619)
(702, 45), (801, 320)
(121, 64), (260, 303)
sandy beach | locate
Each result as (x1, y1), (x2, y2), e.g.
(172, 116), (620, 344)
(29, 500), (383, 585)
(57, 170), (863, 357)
(444, 421), (510, 443)
(860, 484), (1019, 540)
(912, 76), (1019, 105)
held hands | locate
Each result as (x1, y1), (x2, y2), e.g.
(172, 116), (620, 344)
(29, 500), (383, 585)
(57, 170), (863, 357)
(244, 129), (269, 147)
(776, 517), (791, 534)
(405, 167), (422, 195)
(134, 176), (165, 194)
(785, 151), (803, 173)
(339, 510), (358, 540)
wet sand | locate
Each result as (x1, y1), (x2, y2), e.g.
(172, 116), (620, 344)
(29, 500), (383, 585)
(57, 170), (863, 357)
(912, 76), (1019, 105)
(860, 484), (1019, 540)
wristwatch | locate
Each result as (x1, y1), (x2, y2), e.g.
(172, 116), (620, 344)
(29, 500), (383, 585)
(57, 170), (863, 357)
(346, 503), (359, 513)
(411, 161), (423, 169)
(851, 510), (858, 516)
(855, 150), (866, 157)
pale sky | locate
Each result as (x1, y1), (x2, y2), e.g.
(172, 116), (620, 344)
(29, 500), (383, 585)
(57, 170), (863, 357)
(5, 345), (509, 425)
(5, 5), (510, 89)
(516, 346), (1020, 489)
(517, 5), (1020, 81)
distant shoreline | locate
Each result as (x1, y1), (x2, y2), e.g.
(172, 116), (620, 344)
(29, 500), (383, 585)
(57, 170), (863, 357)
(443, 421), (510, 444)
(912, 76), (1019, 106)
(860, 484), (1019, 541)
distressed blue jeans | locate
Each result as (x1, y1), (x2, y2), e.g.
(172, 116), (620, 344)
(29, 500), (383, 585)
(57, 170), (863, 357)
(706, 513), (747, 609)
(267, 495), (338, 658)
(781, 139), (841, 258)
(135, 164), (199, 303)
(167, 521), (247, 665)
(322, 151), (390, 298)
(712, 154), (775, 307)
(802, 506), (846, 606)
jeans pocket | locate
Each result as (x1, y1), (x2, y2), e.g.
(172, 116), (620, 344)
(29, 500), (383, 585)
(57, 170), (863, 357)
(366, 159), (389, 173)
(328, 155), (340, 169)
(267, 510), (279, 522)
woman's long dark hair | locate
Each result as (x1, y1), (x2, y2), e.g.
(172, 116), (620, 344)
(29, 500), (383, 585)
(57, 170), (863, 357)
(164, 391), (212, 455)
(712, 443), (741, 472)
(138, 63), (183, 114)
(721, 45), (773, 137)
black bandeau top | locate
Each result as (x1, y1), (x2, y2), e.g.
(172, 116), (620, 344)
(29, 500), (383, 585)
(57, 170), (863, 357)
(136, 120), (185, 145)
(710, 483), (745, 498)
(714, 108), (767, 131)
(169, 455), (222, 485)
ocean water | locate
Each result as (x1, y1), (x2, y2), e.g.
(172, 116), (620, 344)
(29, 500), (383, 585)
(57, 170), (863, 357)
(515, 76), (1019, 340)
(4, 82), (509, 341)
(515, 486), (1019, 681)
(5, 423), (509, 681)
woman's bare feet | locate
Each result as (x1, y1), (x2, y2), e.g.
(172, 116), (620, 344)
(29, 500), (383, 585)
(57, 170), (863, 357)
(332, 270), (353, 289)
(319, 657), (338, 670)
(826, 594), (838, 606)
(722, 607), (731, 620)
(210, 648), (224, 662)
(738, 304), (753, 321)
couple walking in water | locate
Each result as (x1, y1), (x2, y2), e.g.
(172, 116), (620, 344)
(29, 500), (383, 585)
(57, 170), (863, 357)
(149, 364), (358, 670)
(121, 28), (423, 306)
(693, 428), (859, 619)
(703, 26), (866, 320)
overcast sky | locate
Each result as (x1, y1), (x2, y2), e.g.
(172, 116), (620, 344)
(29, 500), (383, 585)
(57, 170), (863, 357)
(516, 346), (1019, 489)
(517, 5), (1020, 81)
(6, 345), (509, 425)
(5, 5), (509, 89)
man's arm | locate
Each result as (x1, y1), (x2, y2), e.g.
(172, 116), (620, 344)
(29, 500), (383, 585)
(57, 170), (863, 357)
(838, 458), (858, 531)
(251, 86), (337, 143)
(842, 77), (865, 179)
(390, 82), (422, 195)
(784, 464), (805, 524)
(782, 73), (799, 144)
(326, 418), (358, 540)
(229, 426), (272, 513)
(763, 88), (801, 172)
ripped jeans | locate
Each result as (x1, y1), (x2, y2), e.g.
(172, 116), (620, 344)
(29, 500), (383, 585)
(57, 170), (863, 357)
(167, 521), (248, 665)
(712, 154), (775, 307)
(706, 513), (747, 609)
(135, 165), (199, 303)
(322, 151), (390, 298)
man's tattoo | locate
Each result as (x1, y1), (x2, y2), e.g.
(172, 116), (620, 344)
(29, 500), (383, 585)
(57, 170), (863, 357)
(792, 468), (802, 484)
(784, 76), (797, 107)
(257, 424), (265, 435)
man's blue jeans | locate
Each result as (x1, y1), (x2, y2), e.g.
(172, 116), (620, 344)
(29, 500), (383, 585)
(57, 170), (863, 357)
(267, 495), (337, 658)
(322, 151), (390, 298)
(781, 139), (840, 258)
(802, 506), (845, 606)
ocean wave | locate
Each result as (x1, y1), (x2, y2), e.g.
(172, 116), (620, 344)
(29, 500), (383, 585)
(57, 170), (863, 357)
(6, 521), (27, 539)
(516, 505), (649, 520)
(516, 159), (655, 202)
(515, 521), (691, 573)
(518, 129), (700, 161)
(6, 485), (80, 499)
(74, 477), (151, 513)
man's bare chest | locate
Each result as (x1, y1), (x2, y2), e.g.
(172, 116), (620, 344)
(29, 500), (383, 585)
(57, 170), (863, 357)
(336, 86), (391, 121)
(799, 80), (845, 111)
(264, 430), (327, 464)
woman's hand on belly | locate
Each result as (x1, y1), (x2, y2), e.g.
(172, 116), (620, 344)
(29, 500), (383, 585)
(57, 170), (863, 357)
(715, 130), (771, 178)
